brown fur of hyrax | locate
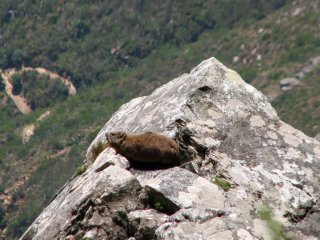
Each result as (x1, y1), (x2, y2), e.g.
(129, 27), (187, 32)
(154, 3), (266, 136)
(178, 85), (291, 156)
(105, 131), (180, 165)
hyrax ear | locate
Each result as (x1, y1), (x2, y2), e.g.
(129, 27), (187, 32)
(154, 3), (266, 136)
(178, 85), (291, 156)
(118, 132), (126, 141)
(105, 132), (109, 140)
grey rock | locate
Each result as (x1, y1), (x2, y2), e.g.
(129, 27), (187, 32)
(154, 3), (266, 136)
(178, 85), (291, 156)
(21, 165), (142, 240)
(21, 58), (320, 240)
(279, 77), (300, 91)
(314, 133), (320, 141)
(82, 228), (98, 239)
(140, 167), (225, 211)
(301, 65), (313, 74)
(295, 71), (305, 80)
(170, 208), (223, 223)
(86, 57), (279, 163)
(156, 217), (234, 240)
(87, 211), (105, 227)
(128, 209), (169, 240)
(310, 55), (320, 66)
(295, 55), (320, 80)
(94, 148), (130, 171)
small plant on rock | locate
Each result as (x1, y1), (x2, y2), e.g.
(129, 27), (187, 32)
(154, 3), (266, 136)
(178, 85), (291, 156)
(75, 164), (88, 176)
(258, 205), (292, 240)
(154, 202), (164, 212)
(91, 141), (109, 160)
(212, 177), (231, 191)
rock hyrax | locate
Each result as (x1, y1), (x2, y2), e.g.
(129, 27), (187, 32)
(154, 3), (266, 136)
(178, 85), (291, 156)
(105, 131), (180, 165)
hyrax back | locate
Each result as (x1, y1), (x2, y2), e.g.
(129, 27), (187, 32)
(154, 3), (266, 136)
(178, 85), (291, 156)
(105, 131), (180, 165)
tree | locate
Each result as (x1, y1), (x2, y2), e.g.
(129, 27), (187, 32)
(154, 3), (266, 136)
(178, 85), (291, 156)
(0, 76), (5, 92)
(10, 50), (23, 67)
(11, 74), (23, 95)
(75, 19), (90, 38)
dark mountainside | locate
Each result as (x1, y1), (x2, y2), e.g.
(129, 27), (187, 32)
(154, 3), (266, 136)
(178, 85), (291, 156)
(0, 0), (319, 238)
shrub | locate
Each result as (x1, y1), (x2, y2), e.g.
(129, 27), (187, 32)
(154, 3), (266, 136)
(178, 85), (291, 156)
(0, 202), (5, 228)
(7, 199), (40, 238)
(0, 76), (4, 91)
(154, 202), (164, 211)
(268, 71), (282, 81)
(75, 164), (88, 175)
(11, 73), (23, 95)
(260, 32), (271, 41)
(75, 19), (90, 38)
(0, 184), (5, 194)
(91, 141), (109, 160)
(10, 49), (23, 67)
(15, 71), (69, 109)
(286, 47), (307, 62)
(48, 12), (59, 24)
(239, 67), (257, 83)
(295, 32), (313, 47)
(12, 190), (24, 202)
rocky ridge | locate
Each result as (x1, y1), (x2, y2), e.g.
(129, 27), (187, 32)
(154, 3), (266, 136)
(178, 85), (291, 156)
(21, 58), (320, 240)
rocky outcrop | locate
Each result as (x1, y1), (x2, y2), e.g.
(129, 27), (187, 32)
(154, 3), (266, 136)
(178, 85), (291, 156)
(295, 55), (320, 80)
(21, 58), (320, 240)
(279, 77), (300, 91)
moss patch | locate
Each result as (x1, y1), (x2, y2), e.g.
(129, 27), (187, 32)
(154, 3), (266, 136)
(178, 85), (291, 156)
(75, 164), (88, 176)
(212, 177), (231, 191)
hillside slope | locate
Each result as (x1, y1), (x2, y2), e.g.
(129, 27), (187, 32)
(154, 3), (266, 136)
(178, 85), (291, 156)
(1, 0), (320, 239)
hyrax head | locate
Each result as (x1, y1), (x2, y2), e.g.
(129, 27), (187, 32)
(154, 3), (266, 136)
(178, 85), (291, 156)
(105, 131), (127, 146)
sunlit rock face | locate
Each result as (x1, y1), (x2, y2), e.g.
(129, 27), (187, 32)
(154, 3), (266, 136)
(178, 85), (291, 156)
(21, 58), (320, 240)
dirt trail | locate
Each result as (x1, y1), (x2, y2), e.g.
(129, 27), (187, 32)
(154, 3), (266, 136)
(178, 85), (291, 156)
(0, 145), (70, 207)
(1, 69), (32, 114)
(0, 109), (66, 207)
(22, 110), (51, 143)
(48, 147), (70, 159)
(0, 68), (76, 208)
(0, 165), (37, 206)
(24, 67), (77, 95)
(0, 67), (77, 114)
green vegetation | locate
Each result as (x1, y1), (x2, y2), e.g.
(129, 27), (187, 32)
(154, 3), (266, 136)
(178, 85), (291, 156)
(0, 76), (5, 92)
(6, 199), (40, 238)
(75, 164), (88, 176)
(0, 202), (5, 228)
(0, 0), (287, 88)
(10, 71), (69, 109)
(154, 202), (164, 212)
(212, 177), (231, 191)
(0, 79), (126, 238)
(258, 206), (292, 240)
(238, 67), (258, 83)
(272, 67), (320, 136)
(91, 141), (110, 161)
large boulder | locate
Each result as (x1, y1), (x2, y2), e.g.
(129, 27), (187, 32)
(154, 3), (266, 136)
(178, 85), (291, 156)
(21, 58), (320, 240)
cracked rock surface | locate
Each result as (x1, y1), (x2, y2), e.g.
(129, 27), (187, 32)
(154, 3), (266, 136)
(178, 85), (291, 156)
(21, 58), (320, 240)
